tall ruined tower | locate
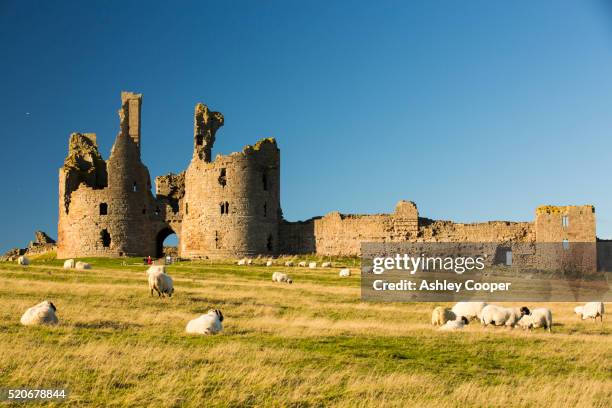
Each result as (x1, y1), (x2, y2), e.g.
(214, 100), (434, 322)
(57, 92), (167, 258)
(180, 103), (281, 259)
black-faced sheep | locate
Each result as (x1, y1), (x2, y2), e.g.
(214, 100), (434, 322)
(185, 309), (224, 335)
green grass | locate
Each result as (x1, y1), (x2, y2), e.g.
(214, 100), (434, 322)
(0, 257), (610, 407)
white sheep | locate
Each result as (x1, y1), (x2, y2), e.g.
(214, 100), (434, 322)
(451, 302), (487, 320)
(75, 261), (91, 270)
(20, 301), (58, 326)
(284, 261), (294, 267)
(517, 308), (552, 332)
(272, 271), (293, 284)
(431, 306), (456, 326)
(480, 305), (529, 327)
(439, 316), (469, 331)
(266, 260), (273, 267)
(185, 309), (224, 335)
(247, 259), (253, 265)
(574, 302), (605, 322)
(63, 259), (75, 269)
(321, 262), (332, 268)
(339, 268), (351, 277)
(147, 265), (174, 297)
(308, 262), (317, 268)
(237, 259), (246, 265)
(298, 261), (307, 267)
(17, 256), (29, 266)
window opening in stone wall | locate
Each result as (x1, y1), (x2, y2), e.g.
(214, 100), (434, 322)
(220, 201), (229, 214)
(196, 134), (203, 146)
(101, 229), (111, 248)
(218, 168), (227, 187)
(142, 207), (146, 214)
(267, 234), (273, 251)
(99, 203), (108, 215)
(215, 230), (220, 249)
(185, 203), (188, 214)
(562, 216), (569, 228)
(155, 207), (160, 216)
(220, 202), (224, 215)
(262, 172), (268, 191)
(133, 182), (138, 192)
(263, 202), (267, 217)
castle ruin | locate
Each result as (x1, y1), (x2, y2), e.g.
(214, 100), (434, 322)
(57, 92), (597, 261)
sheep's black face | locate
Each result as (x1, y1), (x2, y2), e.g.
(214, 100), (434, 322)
(216, 310), (224, 322)
(49, 302), (57, 311)
(461, 316), (469, 325)
(520, 306), (531, 316)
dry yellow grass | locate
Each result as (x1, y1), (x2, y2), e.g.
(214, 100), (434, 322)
(0, 259), (610, 407)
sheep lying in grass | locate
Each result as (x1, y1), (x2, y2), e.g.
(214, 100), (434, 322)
(147, 265), (174, 297)
(75, 261), (91, 270)
(266, 260), (273, 267)
(20, 301), (58, 326)
(298, 261), (307, 267)
(431, 307), (456, 326)
(517, 307), (552, 332)
(321, 262), (332, 268)
(451, 302), (487, 320)
(339, 268), (351, 277)
(284, 261), (294, 267)
(247, 259), (253, 265)
(272, 271), (293, 284)
(63, 259), (75, 269)
(17, 256), (29, 265)
(439, 316), (469, 331)
(574, 302), (605, 322)
(237, 259), (246, 266)
(308, 262), (317, 268)
(185, 309), (224, 335)
(480, 305), (529, 327)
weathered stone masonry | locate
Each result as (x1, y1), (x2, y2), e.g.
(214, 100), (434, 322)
(57, 92), (597, 261)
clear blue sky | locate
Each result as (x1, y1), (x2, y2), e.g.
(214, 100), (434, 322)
(1, 0), (612, 252)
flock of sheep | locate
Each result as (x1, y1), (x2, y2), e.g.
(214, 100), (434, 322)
(432, 301), (605, 332)
(14, 257), (606, 338)
(237, 257), (352, 278)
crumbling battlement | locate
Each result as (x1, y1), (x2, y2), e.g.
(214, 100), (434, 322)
(57, 92), (597, 260)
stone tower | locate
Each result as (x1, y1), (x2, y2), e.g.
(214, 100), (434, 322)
(57, 92), (167, 258)
(179, 104), (281, 259)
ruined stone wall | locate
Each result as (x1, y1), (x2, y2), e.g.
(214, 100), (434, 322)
(181, 138), (281, 259)
(280, 201), (536, 256)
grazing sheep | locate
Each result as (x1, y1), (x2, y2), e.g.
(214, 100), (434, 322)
(574, 302), (605, 322)
(237, 259), (246, 266)
(480, 305), (528, 327)
(517, 308), (552, 332)
(339, 268), (351, 277)
(147, 265), (174, 297)
(298, 261), (307, 267)
(266, 260), (273, 267)
(20, 301), (58, 326)
(17, 256), (29, 266)
(284, 261), (294, 267)
(308, 262), (317, 268)
(439, 316), (469, 331)
(75, 261), (91, 270)
(321, 262), (332, 268)
(451, 302), (487, 320)
(63, 259), (75, 269)
(431, 306), (456, 326)
(185, 309), (224, 335)
(272, 271), (293, 284)
(247, 259), (253, 265)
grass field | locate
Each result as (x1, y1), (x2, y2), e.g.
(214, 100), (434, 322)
(0, 256), (610, 407)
